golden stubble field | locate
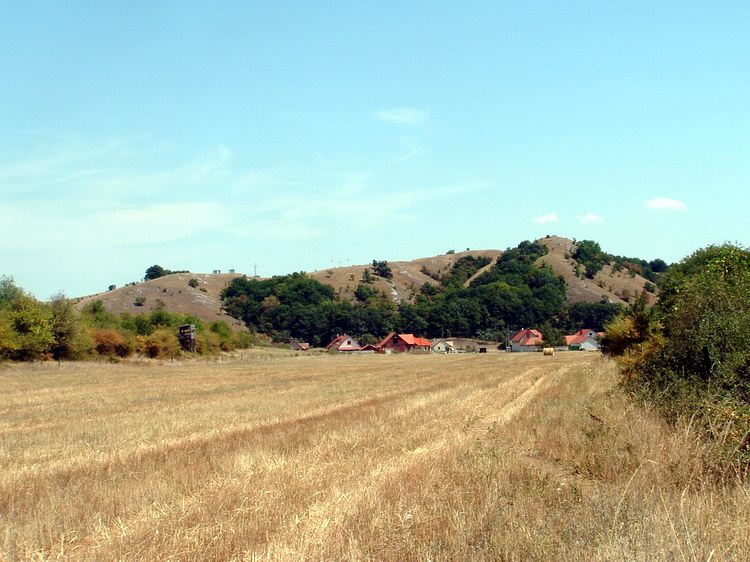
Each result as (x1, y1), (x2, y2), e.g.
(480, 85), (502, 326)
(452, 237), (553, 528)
(1, 351), (748, 561)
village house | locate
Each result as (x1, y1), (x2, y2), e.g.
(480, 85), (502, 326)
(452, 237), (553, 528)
(377, 332), (432, 353)
(564, 329), (602, 351)
(326, 334), (362, 352)
(509, 328), (544, 352)
(431, 339), (455, 354)
(289, 339), (310, 351)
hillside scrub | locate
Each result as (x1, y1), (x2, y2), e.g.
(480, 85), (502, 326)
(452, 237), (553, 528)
(572, 240), (668, 283)
(0, 276), (250, 361)
(603, 244), (750, 477)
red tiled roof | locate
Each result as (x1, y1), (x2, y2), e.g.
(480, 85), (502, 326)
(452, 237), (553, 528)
(510, 329), (544, 343)
(564, 331), (601, 346)
(376, 332), (397, 349)
(377, 333), (431, 348)
(523, 337), (544, 346)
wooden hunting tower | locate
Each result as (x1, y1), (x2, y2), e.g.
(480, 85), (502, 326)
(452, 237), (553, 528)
(178, 324), (196, 352)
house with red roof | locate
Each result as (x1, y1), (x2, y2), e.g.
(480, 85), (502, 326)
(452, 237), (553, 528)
(509, 328), (544, 352)
(326, 334), (362, 352)
(377, 332), (432, 353)
(564, 329), (601, 351)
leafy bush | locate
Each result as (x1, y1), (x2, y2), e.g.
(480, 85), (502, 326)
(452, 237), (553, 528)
(93, 329), (132, 357)
(138, 329), (180, 358)
(354, 283), (378, 303)
(606, 244), (750, 477)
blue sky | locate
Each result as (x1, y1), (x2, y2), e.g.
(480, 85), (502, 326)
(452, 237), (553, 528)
(1, 1), (748, 299)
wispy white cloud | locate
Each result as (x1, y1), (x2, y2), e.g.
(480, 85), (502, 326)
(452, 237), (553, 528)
(533, 212), (559, 224)
(393, 137), (424, 163)
(374, 107), (430, 125)
(576, 212), (605, 224)
(644, 197), (687, 211)
(91, 202), (234, 245)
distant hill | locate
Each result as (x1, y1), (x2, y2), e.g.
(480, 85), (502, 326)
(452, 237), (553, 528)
(73, 272), (246, 330)
(73, 236), (656, 328)
(309, 236), (655, 306)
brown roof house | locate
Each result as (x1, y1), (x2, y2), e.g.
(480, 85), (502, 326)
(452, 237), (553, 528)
(290, 339), (310, 351)
(326, 334), (362, 352)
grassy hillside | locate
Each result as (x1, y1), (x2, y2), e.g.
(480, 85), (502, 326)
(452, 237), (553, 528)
(73, 272), (246, 330)
(307, 249), (503, 303)
(70, 237), (657, 330)
(308, 237), (655, 306)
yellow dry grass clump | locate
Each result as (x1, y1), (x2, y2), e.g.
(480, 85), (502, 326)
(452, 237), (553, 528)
(1, 352), (748, 561)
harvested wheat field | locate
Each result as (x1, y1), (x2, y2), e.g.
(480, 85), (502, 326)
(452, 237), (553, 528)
(1, 352), (748, 561)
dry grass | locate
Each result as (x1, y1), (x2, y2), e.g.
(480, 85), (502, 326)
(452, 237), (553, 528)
(1, 352), (748, 561)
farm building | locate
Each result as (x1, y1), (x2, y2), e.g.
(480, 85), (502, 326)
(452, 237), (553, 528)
(326, 334), (362, 352)
(509, 329), (544, 352)
(564, 329), (602, 351)
(431, 339), (455, 354)
(290, 339), (310, 351)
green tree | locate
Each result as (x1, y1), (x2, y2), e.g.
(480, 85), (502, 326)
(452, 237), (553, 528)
(0, 275), (24, 307)
(568, 301), (622, 332)
(6, 295), (55, 360)
(144, 265), (168, 281)
(354, 283), (378, 303)
(572, 240), (609, 279)
(49, 293), (90, 360)
(372, 260), (393, 279)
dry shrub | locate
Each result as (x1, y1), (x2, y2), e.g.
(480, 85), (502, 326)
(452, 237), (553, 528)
(92, 329), (133, 357)
(137, 328), (180, 358)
